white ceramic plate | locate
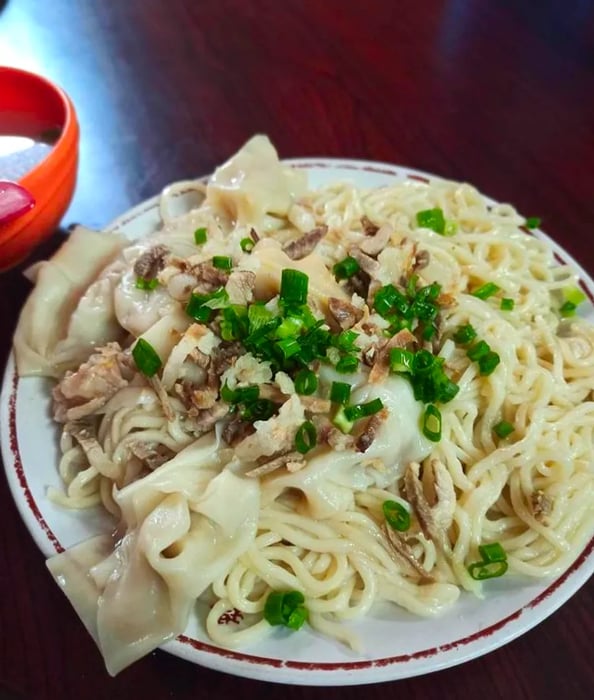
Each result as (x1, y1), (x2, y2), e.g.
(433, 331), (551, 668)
(1, 159), (593, 685)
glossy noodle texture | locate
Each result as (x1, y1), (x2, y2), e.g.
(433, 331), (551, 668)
(14, 136), (594, 674)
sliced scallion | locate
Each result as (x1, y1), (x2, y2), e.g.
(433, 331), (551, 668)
(333, 256), (360, 280)
(280, 269), (309, 305)
(416, 207), (446, 235)
(422, 404), (442, 441)
(212, 255), (232, 271)
(240, 237), (255, 253)
(493, 420), (514, 438)
(295, 420), (317, 454)
(383, 499), (411, 532)
(330, 381), (351, 405)
(194, 227), (207, 245)
(343, 398), (384, 422)
(135, 277), (159, 291)
(453, 324), (477, 345)
(524, 216), (541, 229)
(132, 338), (162, 377)
(472, 282), (500, 300)
(294, 369), (318, 395)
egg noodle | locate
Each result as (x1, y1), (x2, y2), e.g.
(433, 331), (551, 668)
(13, 136), (594, 674)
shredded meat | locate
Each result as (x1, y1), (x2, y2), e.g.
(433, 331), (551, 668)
(249, 227), (260, 243)
(300, 396), (332, 413)
(348, 270), (371, 299)
(359, 224), (391, 257)
(361, 215), (379, 237)
(413, 249), (430, 272)
(531, 490), (553, 522)
(404, 461), (455, 551)
(184, 401), (228, 436)
(245, 451), (305, 478)
(222, 417), (255, 447)
(383, 524), (434, 581)
(149, 376), (175, 421)
(133, 244), (169, 280)
(129, 442), (175, 470)
(174, 381), (218, 411)
(210, 341), (243, 377)
(282, 225), (328, 260)
(53, 343), (132, 422)
(190, 260), (230, 294)
(66, 421), (118, 478)
(225, 270), (256, 305)
(355, 408), (388, 453)
(328, 297), (364, 331)
(368, 329), (417, 383)
(349, 247), (380, 277)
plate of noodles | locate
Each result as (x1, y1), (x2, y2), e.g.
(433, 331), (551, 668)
(1, 136), (593, 685)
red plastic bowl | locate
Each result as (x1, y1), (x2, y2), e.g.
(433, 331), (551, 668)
(0, 67), (79, 271)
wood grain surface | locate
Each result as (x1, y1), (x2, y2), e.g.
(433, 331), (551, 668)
(0, 1), (593, 698)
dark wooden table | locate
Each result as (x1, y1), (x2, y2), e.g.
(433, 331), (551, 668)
(1, 1), (593, 698)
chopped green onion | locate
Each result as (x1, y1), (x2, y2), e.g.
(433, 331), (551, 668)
(132, 338), (162, 377)
(416, 282), (441, 301)
(185, 288), (228, 323)
(277, 337), (301, 359)
(468, 542), (508, 580)
(335, 355), (359, 374)
(280, 269), (309, 305)
(472, 282), (501, 300)
(135, 277), (159, 291)
(559, 286), (586, 317)
(383, 499), (411, 532)
(416, 208), (446, 235)
(478, 542), (507, 563)
(263, 590), (308, 630)
(334, 329), (359, 352)
(374, 284), (410, 318)
(406, 274), (419, 298)
(422, 404), (442, 442)
(437, 377), (459, 403)
(422, 324), (437, 341)
(453, 324), (477, 345)
(493, 420), (514, 439)
(294, 369), (318, 395)
(559, 301), (577, 317)
(295, 421), (317, 454)
(478, 350), (500, 376)
(468, 560), (508, 580)
(241, 399), (276, 421)
(563, 285), (586, 306)
(333, 256), (360, 280)
(343, 398), (384, 422)
(524, 216), (541, 229)
(500, 298), (515, 311)
(466, 340), (491, 361)
(444, 219), (458, 236)
(332, 406), (354, 433)
(248, 303), (274, 331)
(412, 349), (435, 373)
(390, 348), (415, 374)
(275, 316), (304, 339)
(330, 381), (351, 405)
(194, 227), (207, 245)
(212, 255), (232, 271)
(221, 383), (259, 404)
(240, 237), (255, 253)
